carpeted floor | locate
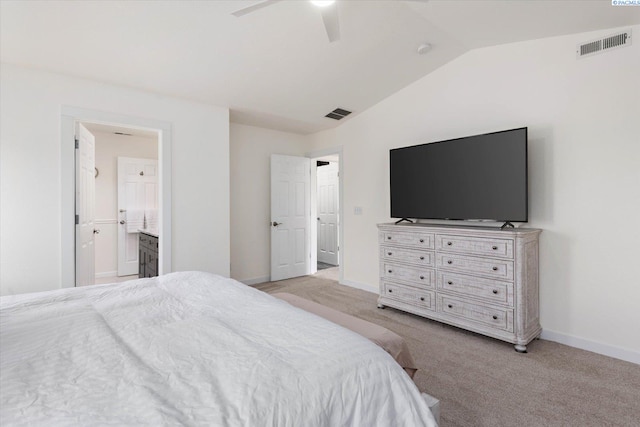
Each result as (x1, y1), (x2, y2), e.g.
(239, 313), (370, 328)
(255, 275), (640, 427)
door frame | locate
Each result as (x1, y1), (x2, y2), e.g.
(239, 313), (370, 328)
(61, 106), (172, 288)
(307, 146), (343, 284)
(316, 161), (339, 266)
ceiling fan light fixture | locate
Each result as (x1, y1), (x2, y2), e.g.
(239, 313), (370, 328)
(310, 0), (335, 8)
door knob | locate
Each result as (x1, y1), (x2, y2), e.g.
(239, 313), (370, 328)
(120, 220), (126, 225)
(272, 221), (281, 227)
(93, 229), (100, 234)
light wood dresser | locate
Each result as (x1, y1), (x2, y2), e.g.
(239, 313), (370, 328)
(378, 223), (541, 352)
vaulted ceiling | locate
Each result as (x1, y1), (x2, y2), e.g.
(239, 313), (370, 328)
(1, 1), (638, 134)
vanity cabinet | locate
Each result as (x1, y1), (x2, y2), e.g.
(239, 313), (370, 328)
(139, 231), (159, 278)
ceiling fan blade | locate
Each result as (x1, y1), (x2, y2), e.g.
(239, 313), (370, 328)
(320, 2), (340, 43)
(231, 0), (283, 17)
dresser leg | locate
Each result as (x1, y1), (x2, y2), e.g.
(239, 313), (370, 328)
(377, 303), (385, 309)
(514, 344), (527, 353)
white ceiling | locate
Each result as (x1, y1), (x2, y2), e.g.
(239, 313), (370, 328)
(1, 1), (638, 135)
(82, 122), (158, 140)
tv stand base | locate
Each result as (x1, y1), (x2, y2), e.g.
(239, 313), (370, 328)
(394, 218), (414, 225)
(500, 221), (515, 229)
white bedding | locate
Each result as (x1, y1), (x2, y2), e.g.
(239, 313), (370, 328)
(0, 271), (437, 426)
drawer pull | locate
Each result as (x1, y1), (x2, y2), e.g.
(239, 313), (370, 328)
(447, 304), (453, 309)
(419, 275), (425, 280)
(492, 315), (498, 320)
(388, 252), (392, 256)
(387, 236), (392, 240)
(447, 281), (453, 285)
(492, 266), (498, 271)
(388, 270), (393, 273)
(388, 289), (393, 293)
(447, 241), (452, 246)
(447, 260), (453, 265)
(419, 256), (424, 260)
(492, 246), (498, 250)
(419, 239), (424, 243)
(420, 297), (425, 301)
(492, 289), (498, 294)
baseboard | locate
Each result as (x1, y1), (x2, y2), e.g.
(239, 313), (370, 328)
(339, 279), (377, 294)
(95, 271), (117, 279)
(241, 276), (271, 286)
(541, 329), (640, 365)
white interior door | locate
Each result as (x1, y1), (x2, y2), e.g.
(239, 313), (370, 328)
(117, 157), (158, 276)
(317, 162), (339, 266)
(271, 154), (311, 281)
(75, 123), (96, 287)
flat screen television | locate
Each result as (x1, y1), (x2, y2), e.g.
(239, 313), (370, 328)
(390, 127), (528, 223)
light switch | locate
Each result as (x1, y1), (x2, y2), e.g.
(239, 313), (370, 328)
(354, 206), (363, 215)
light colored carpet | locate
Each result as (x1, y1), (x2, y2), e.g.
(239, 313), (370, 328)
(255, 275), (640, 427)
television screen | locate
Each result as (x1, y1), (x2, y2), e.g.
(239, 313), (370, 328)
(390, 127), (528, 222)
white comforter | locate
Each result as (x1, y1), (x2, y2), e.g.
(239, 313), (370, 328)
(0, 271), (437, 426)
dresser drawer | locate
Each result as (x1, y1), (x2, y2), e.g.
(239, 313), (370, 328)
(380, 230), (434, 249)
(382, 281), (435, 311)
(436, 234), (513, 259)
(438, 295), (514, 332)
(437, 272), (514, 307)
(436, 253), (514, 281)
(381, 262), (435, 288)
(380, 246), (435, 267)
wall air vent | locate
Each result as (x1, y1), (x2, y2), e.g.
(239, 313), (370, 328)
(325, 108), (352, 120)
(577, 30), (632, 58)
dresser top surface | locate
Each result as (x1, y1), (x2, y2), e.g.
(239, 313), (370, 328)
(378, 222), (541, 236)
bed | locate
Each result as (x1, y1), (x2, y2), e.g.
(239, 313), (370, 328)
(0, 271), (437, 426)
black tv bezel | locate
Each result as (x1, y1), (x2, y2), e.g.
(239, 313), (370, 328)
(389, 127), (529, 223)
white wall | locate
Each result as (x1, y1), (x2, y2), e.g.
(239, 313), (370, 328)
(94, 130), (158, 276)
(308, 26), (640, 360)
(0, 63), (230, 295)
(229, 123), (308, 284)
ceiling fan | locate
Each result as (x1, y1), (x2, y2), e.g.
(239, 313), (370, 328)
(231, 0), (428, 43)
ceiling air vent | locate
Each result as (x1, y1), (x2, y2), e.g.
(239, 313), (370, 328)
(325, 108), (352, 120)
(577, 29), (632, 59)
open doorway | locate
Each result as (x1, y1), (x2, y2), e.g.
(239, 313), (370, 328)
(80, 123), (159, 286)
(60, 106), (172, 289)
(308, 147), (343, 283)
(268, 148), (343, 284)
(314, 157), (339, 281)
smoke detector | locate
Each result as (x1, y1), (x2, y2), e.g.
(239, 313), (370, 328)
(417, 43), (432, 55)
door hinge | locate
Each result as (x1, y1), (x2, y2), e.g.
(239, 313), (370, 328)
(75, 138), (79, 149)
(75, 214), (79, 225)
